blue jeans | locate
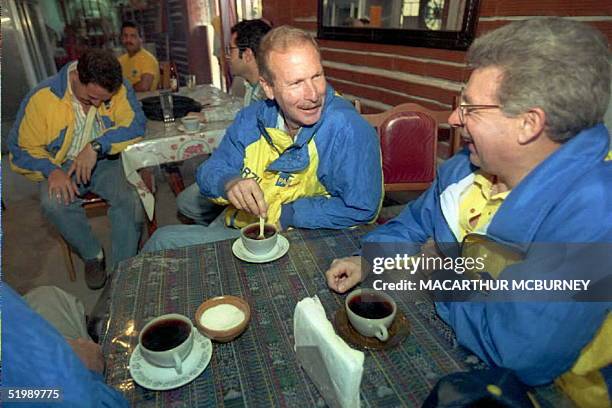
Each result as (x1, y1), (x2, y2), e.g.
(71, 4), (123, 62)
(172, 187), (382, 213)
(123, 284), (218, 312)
(142, 209), (241, 252)
(39, 158), (144, 268)
(176, 183), (224, 225)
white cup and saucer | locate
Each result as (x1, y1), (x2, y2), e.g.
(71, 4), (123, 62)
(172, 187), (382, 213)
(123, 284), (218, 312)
(345, 289), (397, 341)
(177, 116), (203, 133)
(129, 313), (212, 390)
(232, 222), (289, 263)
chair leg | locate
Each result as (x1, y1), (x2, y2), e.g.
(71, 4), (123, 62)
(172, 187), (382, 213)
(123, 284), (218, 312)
(59, 237), (76, 282)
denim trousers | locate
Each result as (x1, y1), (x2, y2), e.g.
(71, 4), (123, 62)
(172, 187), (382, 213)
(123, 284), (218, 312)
(142, 208), (241, 252)
(39, 158), (144, 268)
(176, 182), (224, 225)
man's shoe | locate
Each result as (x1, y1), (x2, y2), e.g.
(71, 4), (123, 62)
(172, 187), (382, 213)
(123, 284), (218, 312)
(84, 256), (106, 290)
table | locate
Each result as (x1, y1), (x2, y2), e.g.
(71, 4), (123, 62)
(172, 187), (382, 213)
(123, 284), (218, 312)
(102, 227), (569, 407)
(123, 85), (240, 220)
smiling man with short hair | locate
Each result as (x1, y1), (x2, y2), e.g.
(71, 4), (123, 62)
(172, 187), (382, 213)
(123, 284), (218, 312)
(9, 49), (146, 289)
(144, 26), (383, 251)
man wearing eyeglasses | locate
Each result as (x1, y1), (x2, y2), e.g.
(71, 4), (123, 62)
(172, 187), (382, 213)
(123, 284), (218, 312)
(326, 18), (610, 407)
(8, 49), (146, 290)
(177, 19), (272, 226)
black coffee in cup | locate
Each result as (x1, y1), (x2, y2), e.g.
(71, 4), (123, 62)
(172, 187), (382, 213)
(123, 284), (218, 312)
(348, 294), (394, 319)
(244, 225), (276, 240)
(141, 318), (191, 352)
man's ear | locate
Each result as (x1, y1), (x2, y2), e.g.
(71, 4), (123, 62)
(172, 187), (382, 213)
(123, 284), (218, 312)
(242, 48), (254, 63)
(517, 107), (546, 145)
(260, 76), (275, 100)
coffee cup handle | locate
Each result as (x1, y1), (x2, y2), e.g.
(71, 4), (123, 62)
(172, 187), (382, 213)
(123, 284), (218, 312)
(173, 352), (183, 375)
(375, 325), (389, 342)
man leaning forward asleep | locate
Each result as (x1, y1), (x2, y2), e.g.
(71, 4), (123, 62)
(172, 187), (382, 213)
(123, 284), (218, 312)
(325, 18), (611, 408)
(144, 26), (383, 251)
(8, 49), (145, 289)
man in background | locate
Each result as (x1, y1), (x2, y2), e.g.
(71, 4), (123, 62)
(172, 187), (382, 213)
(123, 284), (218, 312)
(178, 19), (272, 226)
(118, 21), (159, 92)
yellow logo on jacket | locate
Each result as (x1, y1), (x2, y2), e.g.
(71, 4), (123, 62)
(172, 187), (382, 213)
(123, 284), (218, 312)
(210, 128), (329, 228)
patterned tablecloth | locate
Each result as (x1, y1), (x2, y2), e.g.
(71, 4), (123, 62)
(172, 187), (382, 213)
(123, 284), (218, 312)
(102, 228), (569, 407)
(123, 85), (240, 220)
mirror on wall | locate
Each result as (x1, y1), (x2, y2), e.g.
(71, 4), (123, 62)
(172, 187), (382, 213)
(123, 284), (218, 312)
(317, 0), (480, 50)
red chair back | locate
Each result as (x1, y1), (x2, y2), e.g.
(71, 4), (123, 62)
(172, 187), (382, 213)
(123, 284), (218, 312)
(378, 111), (438, 190)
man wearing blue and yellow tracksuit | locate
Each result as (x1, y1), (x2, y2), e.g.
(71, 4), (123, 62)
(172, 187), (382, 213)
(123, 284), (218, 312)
(8, 49), (146, 289)
(143, 26), (382, 251)
(326, 19), (611, 407)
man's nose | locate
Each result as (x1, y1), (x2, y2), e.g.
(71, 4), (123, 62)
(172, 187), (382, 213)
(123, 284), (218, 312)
(448, 108), (463, 128)
(303, 80), (318, 102)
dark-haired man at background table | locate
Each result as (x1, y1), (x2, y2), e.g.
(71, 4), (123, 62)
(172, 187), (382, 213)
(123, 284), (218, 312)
(177, 19), (272, 226)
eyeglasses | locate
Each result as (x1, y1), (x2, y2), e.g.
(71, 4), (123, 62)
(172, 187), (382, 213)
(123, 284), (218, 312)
(457, 88), (502, 124)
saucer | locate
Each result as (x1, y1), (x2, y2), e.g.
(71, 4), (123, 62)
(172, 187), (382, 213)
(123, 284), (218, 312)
(333, 308), (410, 351)
(129, 328), (212, 391)
(232, 235), (289, 263)
(177, 123), (204, 134)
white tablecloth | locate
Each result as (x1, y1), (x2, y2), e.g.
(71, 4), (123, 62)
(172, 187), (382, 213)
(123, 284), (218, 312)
(123, 85), (238, 220)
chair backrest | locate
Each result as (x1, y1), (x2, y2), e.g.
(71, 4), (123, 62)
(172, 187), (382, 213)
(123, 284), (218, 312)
(363, 103), (448, 192)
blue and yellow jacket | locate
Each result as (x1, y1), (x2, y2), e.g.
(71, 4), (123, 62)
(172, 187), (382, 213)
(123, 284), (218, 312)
(363, 124), (611, 407)
(196, 85), (383, 229)
(8, 63), (146, 181)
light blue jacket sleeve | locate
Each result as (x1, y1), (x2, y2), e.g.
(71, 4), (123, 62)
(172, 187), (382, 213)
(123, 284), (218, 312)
(2, 285), (129, 408)
(279, 115), (383, 229)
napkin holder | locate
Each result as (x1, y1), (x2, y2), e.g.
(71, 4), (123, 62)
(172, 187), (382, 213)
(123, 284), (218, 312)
(294, 296), (364, 408)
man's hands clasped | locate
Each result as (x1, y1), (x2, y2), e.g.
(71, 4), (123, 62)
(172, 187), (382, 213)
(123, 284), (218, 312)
(48, 144), (98, 205)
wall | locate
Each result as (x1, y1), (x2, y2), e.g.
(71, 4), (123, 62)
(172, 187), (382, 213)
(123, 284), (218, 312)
(262, 0), (611, 158)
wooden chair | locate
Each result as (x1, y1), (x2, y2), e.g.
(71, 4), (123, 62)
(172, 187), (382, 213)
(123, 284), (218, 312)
(363, 103), (452, 193)
(60, 192), (109, 282)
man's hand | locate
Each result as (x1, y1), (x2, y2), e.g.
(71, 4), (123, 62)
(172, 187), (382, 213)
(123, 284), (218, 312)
(326, 256), (363, 293)
(68, 144), (97, 185)
(225, 177), (268, 217)
(48, 168), (79, 205)
(65, 337), (105, 374)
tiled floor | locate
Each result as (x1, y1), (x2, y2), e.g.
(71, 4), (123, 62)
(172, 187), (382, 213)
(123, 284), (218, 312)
(1, 153), (412, 315)
(1, 155), (190, 313)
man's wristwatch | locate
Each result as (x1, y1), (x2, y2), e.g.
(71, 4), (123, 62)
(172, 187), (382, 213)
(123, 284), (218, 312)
(90, 140), (104, 159)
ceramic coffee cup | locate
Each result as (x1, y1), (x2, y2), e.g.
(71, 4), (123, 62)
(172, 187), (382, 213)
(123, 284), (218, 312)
(345, 288), (396, 341)
(138, 313), (194, 374)
(181, 116), (200, 132)
(240, 222), (278, 256)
